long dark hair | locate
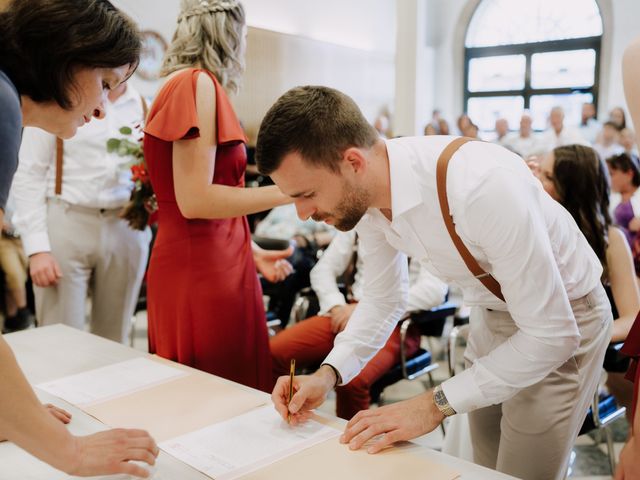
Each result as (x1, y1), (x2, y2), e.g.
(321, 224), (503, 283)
(0, 0), (141, 109)
(552, 145), (611, 278)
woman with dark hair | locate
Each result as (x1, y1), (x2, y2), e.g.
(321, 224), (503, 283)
(536, 144), (640, 421)
(0, 0), (157, 477)
(607, 153), (640, 249)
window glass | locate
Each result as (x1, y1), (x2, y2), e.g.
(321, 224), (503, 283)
(467, 96), (525, 132)
(466, 0), (602, 48)
(468, 55), (526, 92)
(529, 93), (593, 130)
(531, 49), (596, 89)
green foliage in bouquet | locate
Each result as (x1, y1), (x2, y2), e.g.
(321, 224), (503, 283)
(107, 126), (157, 231)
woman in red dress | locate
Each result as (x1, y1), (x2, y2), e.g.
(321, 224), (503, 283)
(143, 0), (291, 392)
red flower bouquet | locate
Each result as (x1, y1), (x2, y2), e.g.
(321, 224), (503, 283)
(107, 126), (157, 231)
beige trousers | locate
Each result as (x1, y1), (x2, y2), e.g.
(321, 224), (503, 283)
(467, 284), (612, 480)
(35, 200), (151, 343)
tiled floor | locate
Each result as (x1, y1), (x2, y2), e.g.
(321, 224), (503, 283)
(131, 310), (627, 479)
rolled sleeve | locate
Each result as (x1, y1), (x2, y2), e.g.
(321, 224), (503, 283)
(323, 218), (408, 385)
(441, 166), (582, 413)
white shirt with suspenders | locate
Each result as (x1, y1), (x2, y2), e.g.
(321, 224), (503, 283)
(12, 84), (151, 343)
(322, 135), (612, 480)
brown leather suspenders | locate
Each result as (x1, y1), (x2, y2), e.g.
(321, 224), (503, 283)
(435, 137), (505, 302)
(55, 137), (63, 195)
(53, 93), (148, 197)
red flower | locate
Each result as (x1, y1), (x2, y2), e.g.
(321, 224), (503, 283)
(131, 163), (149, 184)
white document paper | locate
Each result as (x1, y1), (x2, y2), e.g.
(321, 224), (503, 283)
(160, 405), (341, 480)
(37, 357), (186, 406)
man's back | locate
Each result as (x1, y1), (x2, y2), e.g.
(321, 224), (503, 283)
(362, 135), (601, 309)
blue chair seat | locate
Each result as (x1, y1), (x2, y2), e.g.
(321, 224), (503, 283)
(579, 394), (622, 436)
(370, 348), (432, 403)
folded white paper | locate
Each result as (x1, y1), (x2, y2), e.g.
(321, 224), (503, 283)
(36, 357), (186, 406)
(160, 405), (341, 480)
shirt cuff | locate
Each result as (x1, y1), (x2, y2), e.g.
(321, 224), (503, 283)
(318, 293), (347, 316)
(440, 369), (487, 414)
(21, 232), (52, 257)
(323, 344), (362, 385)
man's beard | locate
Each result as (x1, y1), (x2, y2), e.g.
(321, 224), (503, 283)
(313, 181), (370, 232)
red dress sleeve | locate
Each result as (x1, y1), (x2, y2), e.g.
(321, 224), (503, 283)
(144, 68), (247, 145)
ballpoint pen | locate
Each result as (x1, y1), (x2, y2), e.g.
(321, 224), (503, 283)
(288, 358), (295, 423)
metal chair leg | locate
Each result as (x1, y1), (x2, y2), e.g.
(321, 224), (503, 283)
(603, 426), (617, 473)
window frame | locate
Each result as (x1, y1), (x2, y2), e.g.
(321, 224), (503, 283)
(463, 35), (602, 125)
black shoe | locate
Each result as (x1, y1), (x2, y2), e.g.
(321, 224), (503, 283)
(2, 308), (35, 334)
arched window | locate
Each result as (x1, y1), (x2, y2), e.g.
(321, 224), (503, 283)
(464, 0), (603, 132)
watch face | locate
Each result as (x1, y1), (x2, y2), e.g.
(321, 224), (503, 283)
(136, 30), (168, 81)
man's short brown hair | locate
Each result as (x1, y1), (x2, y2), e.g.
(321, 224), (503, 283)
(256, 86), (379, 175)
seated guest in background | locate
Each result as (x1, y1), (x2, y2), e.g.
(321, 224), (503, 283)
(270, 230), (447, 420)
(620, 128), (639, 156)
(255, 203), (335, 325)
(609, 106), (627, 132)
(438, 118), (450, 136)
(539, 106), (588, 151)
(615, 35), (640, 480)
(143, 0), (292, 392)
(456, 113), (471, 135)
(493, 118), (509, 145)
(579, 102), (601, 145)
(535, 144), (640, 421)
(0, 0), (158, 476)
(593, 121), (624, 162)
(606, 153), (640, 251)
(0, 192), (33, 333)
(259, 86), (611, 480)
(462, 121), (479, 139)
(373, 113), (390, 138)
(424, 123), (437, 135)
(505, 113), (542, 159)
(13, 82), (151, 344)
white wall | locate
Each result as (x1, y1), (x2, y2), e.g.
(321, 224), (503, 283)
(113, 0), (396, 99)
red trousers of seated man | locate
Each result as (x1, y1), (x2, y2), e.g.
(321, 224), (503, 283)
(270, 314), (421, 420)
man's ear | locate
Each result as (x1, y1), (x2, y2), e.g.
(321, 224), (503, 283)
(343, 147), (367, 174)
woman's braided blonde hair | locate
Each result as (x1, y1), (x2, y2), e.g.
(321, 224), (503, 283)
(161, 0), (245, 92)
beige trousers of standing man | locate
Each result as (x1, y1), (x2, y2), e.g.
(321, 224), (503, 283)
(467, 284), (612, 480)
(35, 199), (151, 343)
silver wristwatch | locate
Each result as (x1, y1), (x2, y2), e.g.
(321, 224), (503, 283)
(433, 385), (456, 417)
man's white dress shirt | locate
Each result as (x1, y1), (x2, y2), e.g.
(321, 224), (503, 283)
(12, 85), (145, 256)
(323, 136), (602, 414)
(310, 230), (448, 316)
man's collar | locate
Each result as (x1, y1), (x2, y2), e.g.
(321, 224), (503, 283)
(385, 138), (423, 219)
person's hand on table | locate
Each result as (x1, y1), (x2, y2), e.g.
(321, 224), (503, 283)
(44, 403), (72, 424)
(67, 429), (159, 478)
(272, 364), (336, 425)
(340, 390), (445, 454)
(0, 403), (72, 443)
